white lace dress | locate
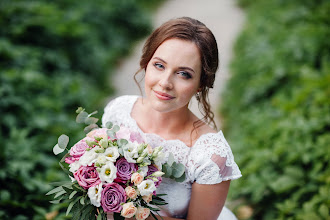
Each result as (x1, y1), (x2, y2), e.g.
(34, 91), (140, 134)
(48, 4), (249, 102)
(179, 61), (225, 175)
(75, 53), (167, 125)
(102, 95), (242, 219)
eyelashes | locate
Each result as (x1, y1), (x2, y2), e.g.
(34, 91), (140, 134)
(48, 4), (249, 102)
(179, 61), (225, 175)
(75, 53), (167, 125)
(153, 62), (192, 79)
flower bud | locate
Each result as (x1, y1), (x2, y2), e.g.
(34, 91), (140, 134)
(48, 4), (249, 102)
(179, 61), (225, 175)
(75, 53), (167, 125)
(152, 171), (165, 177)
(136, 157), (144, 164)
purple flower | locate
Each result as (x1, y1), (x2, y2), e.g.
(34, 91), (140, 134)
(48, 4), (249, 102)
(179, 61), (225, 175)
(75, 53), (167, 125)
(114, 158), (137, 183)
(74, 166), (101, 189)
(147, 164), (162, 188)
(101, 182), (127, 213)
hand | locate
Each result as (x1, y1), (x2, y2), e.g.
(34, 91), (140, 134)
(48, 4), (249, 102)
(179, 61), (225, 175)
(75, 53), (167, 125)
(107, 212), (114, 220)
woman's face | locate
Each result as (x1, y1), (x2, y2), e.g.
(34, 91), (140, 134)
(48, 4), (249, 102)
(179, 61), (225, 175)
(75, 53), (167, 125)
(144, 38), (202, 113)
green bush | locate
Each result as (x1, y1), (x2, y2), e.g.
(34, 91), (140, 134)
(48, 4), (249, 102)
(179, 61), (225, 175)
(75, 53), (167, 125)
(221, 0), (330, 219)
(0, 0), (161, 219)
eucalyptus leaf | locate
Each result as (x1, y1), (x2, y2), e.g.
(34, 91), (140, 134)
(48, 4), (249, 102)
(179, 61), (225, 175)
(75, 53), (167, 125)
(118, 139), (128, 147)
(167, 153), (175, 166)
(58, 134), (69, 149)
(175, 172), (186, 182)
(106, 121), (113, 129)
(162, 163), (172, 178)
(53, 144), (65, 155)
(84, 124), (98, 133)
(85, 117), (99, 125)
(107, 130), (116, 139)
(76, 111), (88, 123)
(112, 125), (120, 133)
(172, 162), (185, 178)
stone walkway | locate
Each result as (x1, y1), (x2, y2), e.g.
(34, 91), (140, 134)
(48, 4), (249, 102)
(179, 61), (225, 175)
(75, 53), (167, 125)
(110, 0), (245, 129)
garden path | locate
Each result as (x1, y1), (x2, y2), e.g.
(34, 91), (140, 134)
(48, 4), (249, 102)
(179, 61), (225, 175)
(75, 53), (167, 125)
(109, 0), (245, 128)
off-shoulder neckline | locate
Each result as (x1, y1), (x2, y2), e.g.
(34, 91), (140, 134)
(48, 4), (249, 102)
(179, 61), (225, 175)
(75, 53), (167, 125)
(124, 95), (223, 148)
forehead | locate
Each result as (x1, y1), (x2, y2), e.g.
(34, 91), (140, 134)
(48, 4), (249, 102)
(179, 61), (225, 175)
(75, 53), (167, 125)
(152, 38), (201, 71)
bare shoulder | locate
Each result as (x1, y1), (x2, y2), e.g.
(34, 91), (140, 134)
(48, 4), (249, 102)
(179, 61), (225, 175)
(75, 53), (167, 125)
(196, 122), (217, 136)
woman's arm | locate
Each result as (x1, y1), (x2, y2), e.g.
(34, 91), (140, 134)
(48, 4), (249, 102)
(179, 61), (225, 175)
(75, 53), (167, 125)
(186, 180), (231, 220)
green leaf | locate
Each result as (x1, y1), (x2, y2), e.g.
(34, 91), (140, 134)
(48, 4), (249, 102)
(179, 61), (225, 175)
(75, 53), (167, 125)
(76, 111), (88, 123)
(76, 107), (85, 114)
(88, 110), (98, 117)
(112, 125), (120, 133)
(85, 117), (99, 125)
(69, 191), (77, 199)
(162, 163), (172, 178)
(84, 124), (98, 133)
(106, 121), (113, 129)
(167, 153), (175, 166)
(172, 163), (185, 178)
(80, 196), (85, 205)
(97, 213), (102, 220)
(107, 130), (116, 139)
(118, 139), (128, 147)
(175, 172), (186, 182)
(46, 186), (64, 195)
(54, 190), (66, 199)
(58, 134), (69, 149)
(66, 196), (80, 216)
(53, 144), (65, 155)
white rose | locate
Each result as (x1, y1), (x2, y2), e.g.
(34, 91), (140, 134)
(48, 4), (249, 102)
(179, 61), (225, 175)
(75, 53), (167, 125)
(123, 142), (139, 163)
(87, 183), (103, 207)
(103, 146), (119, 162)
(69, 160), (81, 173)
(79, 147), (100, 166)
(99, 162), (117, 183)
(137, 180), (156, 196)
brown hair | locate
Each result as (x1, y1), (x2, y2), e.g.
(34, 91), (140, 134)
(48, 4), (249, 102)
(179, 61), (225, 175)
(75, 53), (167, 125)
(135, 17), (219, 129)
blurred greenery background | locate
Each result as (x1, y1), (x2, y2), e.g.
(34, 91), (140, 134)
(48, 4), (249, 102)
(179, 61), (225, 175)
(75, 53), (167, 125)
(0, 0), (163, 219)
(222, 0), (330, 219)
(1, 0), (329, 219)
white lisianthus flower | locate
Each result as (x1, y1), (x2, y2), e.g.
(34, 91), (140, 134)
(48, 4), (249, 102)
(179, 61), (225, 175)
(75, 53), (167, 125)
(137, 180), (156, 196)
(69, 161), (81, 173)
(79, 146), (100, 166)
(95, 155), (107, 167)
(99, 162), (117, 183)
(87, 183), (103, 207)
(103, 146), (119, 162)
(123, 142), (139, 163)
(153, 151), (165, 170)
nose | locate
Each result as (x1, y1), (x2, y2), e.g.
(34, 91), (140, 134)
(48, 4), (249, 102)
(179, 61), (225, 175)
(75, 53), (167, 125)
(158, 72), (173, 90)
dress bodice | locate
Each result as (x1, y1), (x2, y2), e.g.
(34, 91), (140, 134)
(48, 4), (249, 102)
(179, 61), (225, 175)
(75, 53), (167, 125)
(102, 95), (242, 219)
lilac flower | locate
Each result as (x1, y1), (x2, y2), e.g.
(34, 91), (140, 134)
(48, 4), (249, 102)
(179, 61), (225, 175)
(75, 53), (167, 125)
(147, 164), (162, 187)
(114, 158), (137, 183)
(101, 182), (127, 213)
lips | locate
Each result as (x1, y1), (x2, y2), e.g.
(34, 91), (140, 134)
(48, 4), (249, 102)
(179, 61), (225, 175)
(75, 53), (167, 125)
(153, 90), (175, 100)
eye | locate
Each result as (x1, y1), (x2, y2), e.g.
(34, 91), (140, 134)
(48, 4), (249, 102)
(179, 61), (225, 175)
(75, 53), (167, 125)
(178, 71), (192, 79)
(154, 62), (164, 70)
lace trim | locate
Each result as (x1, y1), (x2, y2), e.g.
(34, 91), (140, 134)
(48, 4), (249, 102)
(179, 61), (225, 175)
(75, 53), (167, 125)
(102, 95), (242, 185)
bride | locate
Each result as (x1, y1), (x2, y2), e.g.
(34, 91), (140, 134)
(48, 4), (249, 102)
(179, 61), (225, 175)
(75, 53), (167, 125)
(102, 17), (242, 220)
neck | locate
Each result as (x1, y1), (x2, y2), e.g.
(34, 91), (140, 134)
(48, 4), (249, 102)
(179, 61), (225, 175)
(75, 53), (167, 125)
(139, 100), (194, 137)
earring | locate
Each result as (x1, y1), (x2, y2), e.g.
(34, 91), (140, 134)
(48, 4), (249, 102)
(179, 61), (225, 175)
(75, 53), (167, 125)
(195, 92), (201, 101)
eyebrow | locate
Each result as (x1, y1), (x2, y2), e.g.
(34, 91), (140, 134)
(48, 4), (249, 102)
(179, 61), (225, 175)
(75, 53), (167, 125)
(153, 57), (196, 73)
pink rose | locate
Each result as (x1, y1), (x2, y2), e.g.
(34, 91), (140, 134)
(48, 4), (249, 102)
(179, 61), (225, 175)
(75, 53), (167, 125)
(65, 137), (93, 164)
(74, 166), (101, 189)
(121, 202), (137, 218)
(125, 186), (138, 200)
(116, 127), (144, 143)
(136, 207), (150, 220)
(131, 172), (143, 186)
(142, 194), (153, 203)
(87, 128), (108, 140)
(101, 182), (126, 213)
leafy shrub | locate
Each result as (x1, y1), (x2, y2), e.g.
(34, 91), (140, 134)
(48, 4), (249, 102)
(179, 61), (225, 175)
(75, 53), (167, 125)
(221, 0), (330, 219)
(0, 0), (161, 219)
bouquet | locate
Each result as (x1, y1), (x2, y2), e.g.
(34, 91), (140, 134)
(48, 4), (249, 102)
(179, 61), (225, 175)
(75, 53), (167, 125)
(47, 108), (185, 220)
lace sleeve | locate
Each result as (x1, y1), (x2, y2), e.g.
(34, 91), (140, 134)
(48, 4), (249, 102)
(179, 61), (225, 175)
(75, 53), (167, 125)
(189, 131), (242, 184)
